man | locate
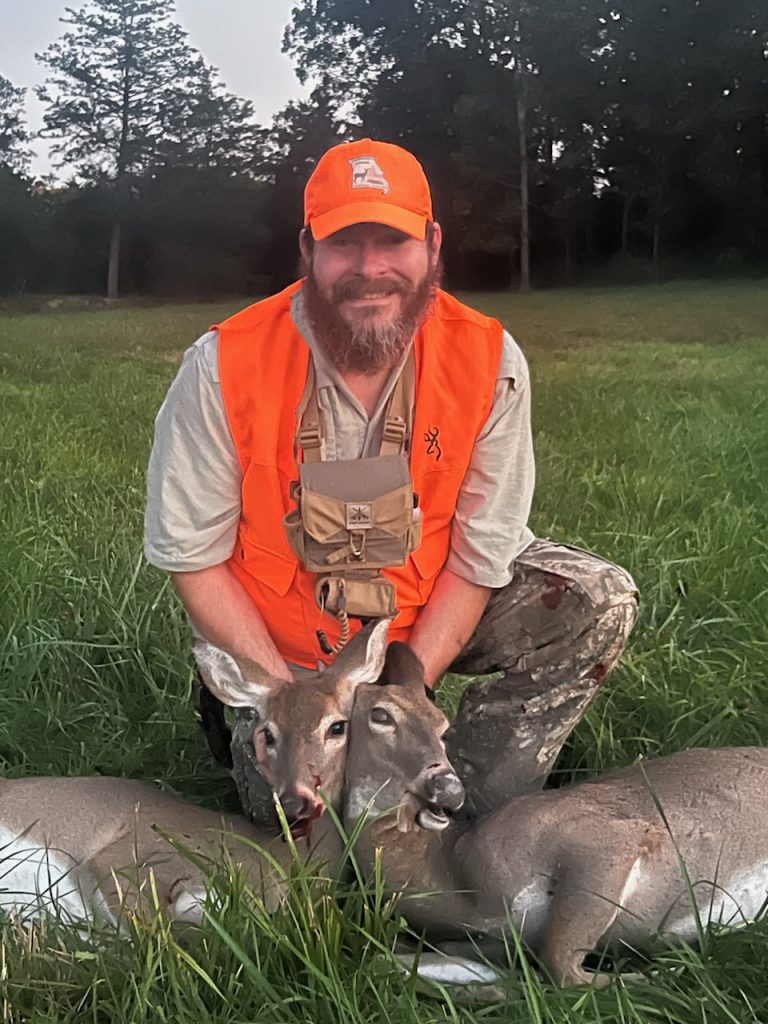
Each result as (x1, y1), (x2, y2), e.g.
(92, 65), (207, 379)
(145, 138), (638, 819)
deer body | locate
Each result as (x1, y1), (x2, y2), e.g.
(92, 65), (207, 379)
(342, 650), (768, 986)
(0, 775), (340, 928)
(461, 749), (768, 953)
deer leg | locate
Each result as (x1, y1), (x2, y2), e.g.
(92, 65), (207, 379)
(538, 884), (649, 989)
(445, 540), (638, 814)
(536, 823), (663, 987)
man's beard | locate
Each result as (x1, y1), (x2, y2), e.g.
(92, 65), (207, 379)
(301, 259), (442, 375)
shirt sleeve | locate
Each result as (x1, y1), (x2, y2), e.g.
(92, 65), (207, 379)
(444, 330), (536, 588)
(144, 330), (243, 572)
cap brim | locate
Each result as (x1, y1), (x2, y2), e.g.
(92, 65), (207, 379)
(308, 201), (428, 241)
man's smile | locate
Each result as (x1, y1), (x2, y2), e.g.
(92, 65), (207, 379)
(344, 293), (398, 306)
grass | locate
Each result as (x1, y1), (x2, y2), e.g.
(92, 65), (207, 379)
(1, 279), (767, 1020)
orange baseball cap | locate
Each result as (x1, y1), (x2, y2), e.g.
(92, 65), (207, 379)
(304, 138), (433, 241)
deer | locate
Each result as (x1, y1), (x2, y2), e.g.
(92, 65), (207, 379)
(344, 642), (768, 988)
(0, 774), (336, 929)
(192, 617), (391, 835)
(0, 619), (392, 930)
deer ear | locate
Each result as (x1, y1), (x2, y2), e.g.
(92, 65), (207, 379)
(377, 642), (426, 689)
(192, 640), (278, 709)
(332, 617), (392, 688)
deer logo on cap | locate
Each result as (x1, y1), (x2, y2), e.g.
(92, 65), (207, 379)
(348, 156), (391, 194)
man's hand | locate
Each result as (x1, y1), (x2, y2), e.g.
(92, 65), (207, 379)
(172, 563), (293, 682)
(408, 568), (492, 688)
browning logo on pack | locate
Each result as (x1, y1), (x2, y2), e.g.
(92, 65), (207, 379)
(345, 502), (373, 529)
(348, 156), (391, 194)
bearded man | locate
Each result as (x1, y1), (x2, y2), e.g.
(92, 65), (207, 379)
(145, 139), (638, 823)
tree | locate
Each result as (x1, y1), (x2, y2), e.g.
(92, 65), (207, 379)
(152, 59), (261, 174)
(256, 96), (344, 287)
(0, 75), (31, 173)
(284, 0), (603, 290)
(36, 0), (258, 297)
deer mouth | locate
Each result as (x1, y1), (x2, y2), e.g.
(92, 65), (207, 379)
(416, 805), (451, 831)
(288, 803), (325, 841)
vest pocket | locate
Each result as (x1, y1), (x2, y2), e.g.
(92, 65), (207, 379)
(407, 527), (451, 603)
(236, 530), (297, 597)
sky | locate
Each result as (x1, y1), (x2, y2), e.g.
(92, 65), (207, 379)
(0, 0), (309, 178)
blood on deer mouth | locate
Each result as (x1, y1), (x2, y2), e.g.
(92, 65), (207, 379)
(288, 802), (325, 841)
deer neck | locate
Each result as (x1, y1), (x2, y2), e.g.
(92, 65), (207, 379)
(354, 809), (480, 927)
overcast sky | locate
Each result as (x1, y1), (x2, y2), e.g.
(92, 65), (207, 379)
(0, 0), (309, 178)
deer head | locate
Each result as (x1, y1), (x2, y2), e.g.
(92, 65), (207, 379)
(193, 618), (391, 835)
(344, 642), (465, 833)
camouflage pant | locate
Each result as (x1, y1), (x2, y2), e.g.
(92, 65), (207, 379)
(212, 539), (638, 825)
(444, 539), (639, 815)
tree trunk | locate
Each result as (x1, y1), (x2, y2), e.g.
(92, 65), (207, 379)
(564, 234), (572, 284)
(586, 223), (595, 263)
(652, 218), (661, 281)
(621, 192), (633, 256)
(107, 217), (121, 299)
(516, 75), (531, 293)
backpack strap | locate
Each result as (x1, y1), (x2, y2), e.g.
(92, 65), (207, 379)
(295, 358), (324, 463)
(295, 346), (416, 462)
(379, 347), (416, 456)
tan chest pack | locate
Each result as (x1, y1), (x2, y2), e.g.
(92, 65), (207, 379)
(283, 351), (421, 653)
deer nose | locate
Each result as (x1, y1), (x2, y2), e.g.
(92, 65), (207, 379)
(425, 770), (465, 812)
(279, 786), (324, 822)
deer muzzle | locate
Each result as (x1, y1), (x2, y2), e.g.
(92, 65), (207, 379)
(425, 769), (465, 812)
(415, 769), (465, 830)
(279, 785), (326, 835)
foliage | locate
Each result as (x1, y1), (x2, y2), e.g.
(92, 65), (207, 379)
(38, 0), (196, 180)
(0, 0), (765, 292)
(34, 0), (261, 296)
(0, 75), (31, 173)
(284, 0), (768, 285)
(0, 168), (46, 294)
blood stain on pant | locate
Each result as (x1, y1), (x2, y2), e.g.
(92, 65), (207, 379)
(541, 574), (569, 611)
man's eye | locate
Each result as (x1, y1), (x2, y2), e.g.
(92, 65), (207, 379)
(328, 721), (347, 737)
(263, 727), (276, 748)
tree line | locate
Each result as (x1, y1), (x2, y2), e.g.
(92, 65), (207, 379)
(1, 0), (766, 298)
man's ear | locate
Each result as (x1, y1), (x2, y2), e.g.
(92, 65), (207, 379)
(377, 641), (426, 690)
(299, 227), (313, 264)
(192, 640), (280, 709)
(428, 221), (443, 260)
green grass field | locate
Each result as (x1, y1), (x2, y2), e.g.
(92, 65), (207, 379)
(1, 281), (767, 1021)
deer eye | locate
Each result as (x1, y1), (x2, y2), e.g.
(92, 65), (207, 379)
(328, 721), (347, 737)
(262, 726), (276, 748)
(370, 707), (393, 726)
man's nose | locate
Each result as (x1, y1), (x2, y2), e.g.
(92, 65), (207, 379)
(355, 241), (388, 277)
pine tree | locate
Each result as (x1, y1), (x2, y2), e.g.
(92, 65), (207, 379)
(36, 0), (257, 297)
(0, 75), (31, 173)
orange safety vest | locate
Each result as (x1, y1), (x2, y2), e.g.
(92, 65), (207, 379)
(216, 282), (503, 668)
